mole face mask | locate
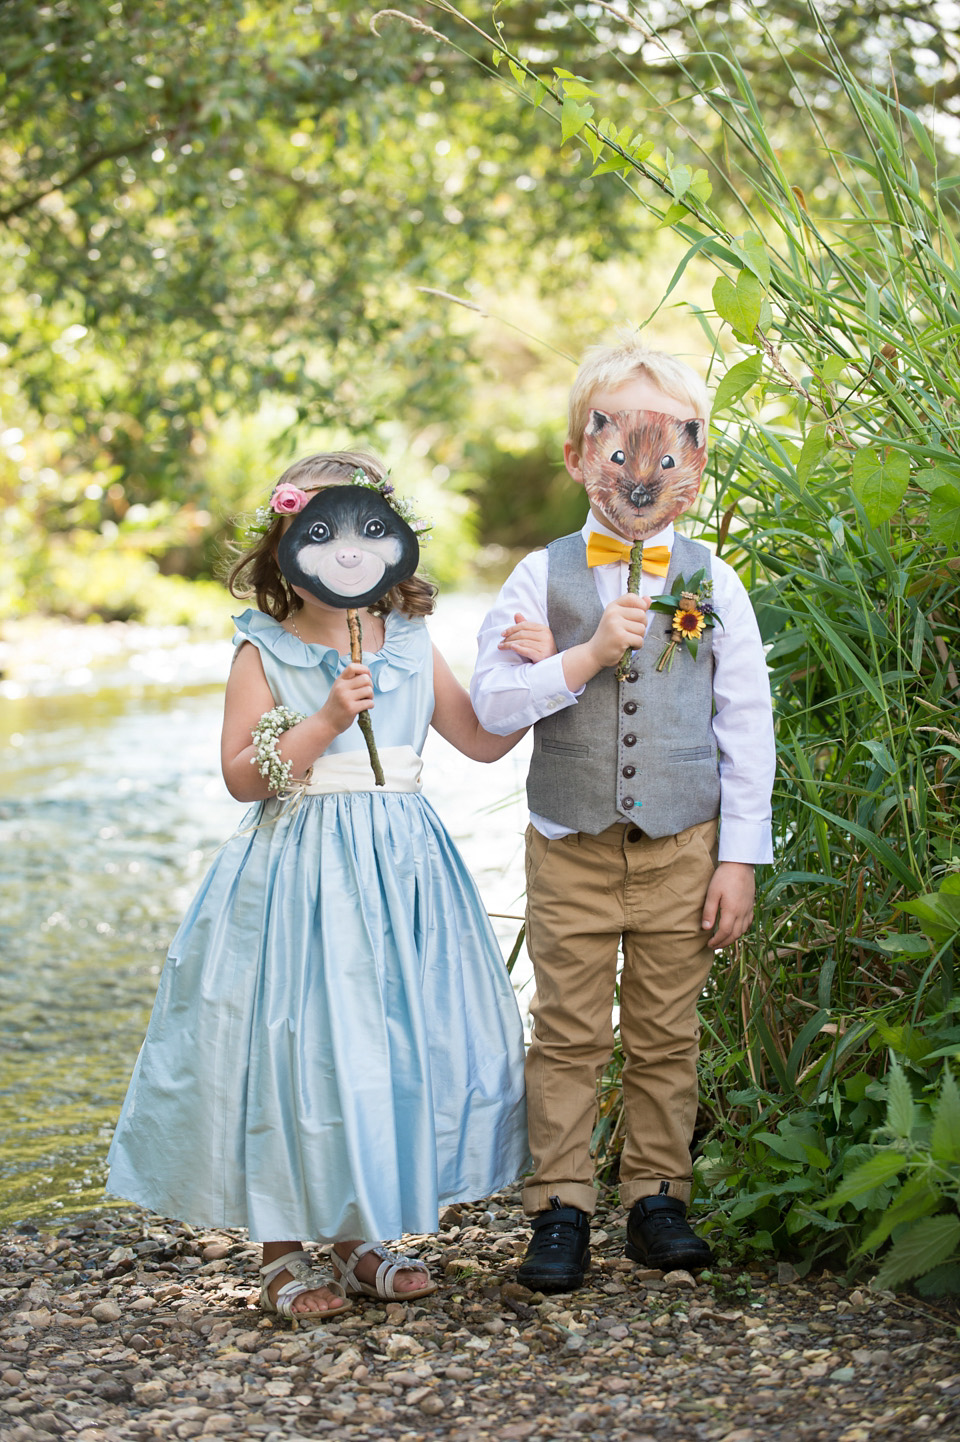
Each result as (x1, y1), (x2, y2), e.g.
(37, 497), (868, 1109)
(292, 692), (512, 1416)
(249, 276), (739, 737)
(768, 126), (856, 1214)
(276, 485), (420, 609)
(580, 408), (708, 541)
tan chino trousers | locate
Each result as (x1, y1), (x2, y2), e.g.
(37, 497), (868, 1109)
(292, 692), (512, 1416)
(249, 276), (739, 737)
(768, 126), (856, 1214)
(521, 817), (719, 1216)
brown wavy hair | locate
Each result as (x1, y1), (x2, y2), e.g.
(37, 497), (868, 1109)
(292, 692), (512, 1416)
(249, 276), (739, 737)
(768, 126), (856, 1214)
(226, 450), (437, 620)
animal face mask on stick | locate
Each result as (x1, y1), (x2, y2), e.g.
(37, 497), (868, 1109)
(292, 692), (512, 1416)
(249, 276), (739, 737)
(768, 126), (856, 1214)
(580, 408), (708, 541)
(276, 485), (420, 609)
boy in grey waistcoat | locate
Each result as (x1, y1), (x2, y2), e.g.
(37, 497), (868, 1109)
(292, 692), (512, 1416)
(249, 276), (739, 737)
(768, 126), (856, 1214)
(470, 336), (775, 1291)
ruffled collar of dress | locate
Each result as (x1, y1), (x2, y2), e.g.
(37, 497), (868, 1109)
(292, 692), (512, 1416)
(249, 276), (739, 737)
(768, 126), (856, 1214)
(232, 608), (425, 692)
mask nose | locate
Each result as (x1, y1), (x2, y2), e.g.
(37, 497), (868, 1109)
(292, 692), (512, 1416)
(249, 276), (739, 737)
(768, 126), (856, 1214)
(335, 548), (363, 569)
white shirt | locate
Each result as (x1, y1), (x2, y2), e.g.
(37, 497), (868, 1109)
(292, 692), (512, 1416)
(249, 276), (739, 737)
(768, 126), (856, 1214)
(470, 516), (775, 864)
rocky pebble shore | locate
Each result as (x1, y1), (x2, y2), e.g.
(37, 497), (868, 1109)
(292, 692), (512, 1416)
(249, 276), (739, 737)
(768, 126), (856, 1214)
(2, 1189), (959, 1442)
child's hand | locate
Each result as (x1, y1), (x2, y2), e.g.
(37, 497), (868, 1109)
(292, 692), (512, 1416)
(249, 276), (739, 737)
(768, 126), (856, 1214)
(320, 662), (374, 735)
(498, 613), (558, 663)
(588, 593), (650, 670)
(702, 862), (756, 949)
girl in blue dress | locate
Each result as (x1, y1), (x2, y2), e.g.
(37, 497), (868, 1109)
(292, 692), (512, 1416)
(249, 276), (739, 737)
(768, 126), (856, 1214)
(107, 451), (529, 1322)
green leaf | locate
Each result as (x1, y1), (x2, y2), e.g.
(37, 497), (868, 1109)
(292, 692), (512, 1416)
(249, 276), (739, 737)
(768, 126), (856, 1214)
(730, 231), (771, 286)
(904, 105), (937, 164)
(592, 153), (633, 178)
(627, 139), (654, 164)
(858, 1177), (941, 1254)
(492, 48), (503, 68)
(554, 69), (597, 100)
(897, 891), (960, 944)
(581, 126), (603, 164)
(667, 162), (692, 202)
(560, 97), (594, 145)
(797, 426), (829, 486)
(930, 480), (960, 552)
(816, 1149), (906, 1209)
(885, 1055), (915, 1140)
(712, 270), (764, 339)
(659, 202), (689, 228)
(875, 933), (931, 957)
(851, 445), (910, 526)
(688, 169), (712, 203)
(820, 355), (851, 382)
(712, 354), (763, 414)
(873, 1215), (960, 1290)
(915, 465), (960, 494)
(508, 60), (527, 90)
(533, 78), (549, 108)
(931, 1066), (960, 1163)
(800, 1144), (832, 1171)
(861, 739), (896, 774)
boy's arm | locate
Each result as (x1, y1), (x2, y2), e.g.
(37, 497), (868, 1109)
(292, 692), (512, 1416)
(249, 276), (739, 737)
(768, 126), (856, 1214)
(710, 555), (776, 867)
(470, 551), (580, 735)
(471, 553), (650, 734)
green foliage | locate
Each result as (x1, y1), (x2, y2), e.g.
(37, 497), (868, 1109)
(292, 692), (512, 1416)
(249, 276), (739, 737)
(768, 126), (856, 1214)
(814, 1055), (960, 1294)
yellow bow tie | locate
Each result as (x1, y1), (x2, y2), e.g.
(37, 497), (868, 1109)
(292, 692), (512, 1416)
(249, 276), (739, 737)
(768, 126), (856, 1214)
(586, 533), (671, 577)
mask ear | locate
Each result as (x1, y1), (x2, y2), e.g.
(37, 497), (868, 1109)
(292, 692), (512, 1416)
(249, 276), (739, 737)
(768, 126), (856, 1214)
(684, 418), (706, 449)
(586, 409), (612, 436)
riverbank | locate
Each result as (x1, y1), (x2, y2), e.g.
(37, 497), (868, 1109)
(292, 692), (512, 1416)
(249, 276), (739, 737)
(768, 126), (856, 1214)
(3, 1191), (958, 1442)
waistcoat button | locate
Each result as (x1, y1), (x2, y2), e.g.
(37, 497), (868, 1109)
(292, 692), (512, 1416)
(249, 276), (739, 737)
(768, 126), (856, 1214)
(621, 764), (636, 778)
(623, 700), (637, 715)
(622, 796), (635, 809)
(622, 733), (637, 747)
(627, 670), (639, 683)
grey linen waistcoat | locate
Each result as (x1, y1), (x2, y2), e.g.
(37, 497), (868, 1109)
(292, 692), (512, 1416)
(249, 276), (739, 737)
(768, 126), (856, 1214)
(526, 532), (721, 838)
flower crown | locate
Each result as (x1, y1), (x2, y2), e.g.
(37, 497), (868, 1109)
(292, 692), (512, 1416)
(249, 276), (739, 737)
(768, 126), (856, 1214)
(245, 467), (431, 544)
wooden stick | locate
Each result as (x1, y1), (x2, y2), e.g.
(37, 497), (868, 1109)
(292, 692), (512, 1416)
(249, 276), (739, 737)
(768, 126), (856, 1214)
(614, 541), (644, 681)
(346, 608), (385, 787)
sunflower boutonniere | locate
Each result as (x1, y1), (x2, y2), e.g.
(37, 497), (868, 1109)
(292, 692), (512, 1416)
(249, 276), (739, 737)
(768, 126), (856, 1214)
(649, 569), (723, 672)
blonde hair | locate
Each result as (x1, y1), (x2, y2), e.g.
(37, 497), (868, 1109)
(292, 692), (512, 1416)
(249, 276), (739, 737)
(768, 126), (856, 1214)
(227, 449), (437, 620)
(567, 333), (712, 450)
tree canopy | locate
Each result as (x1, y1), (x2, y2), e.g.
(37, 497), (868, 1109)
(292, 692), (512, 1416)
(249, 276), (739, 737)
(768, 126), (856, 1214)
(3, 0), (960, 615)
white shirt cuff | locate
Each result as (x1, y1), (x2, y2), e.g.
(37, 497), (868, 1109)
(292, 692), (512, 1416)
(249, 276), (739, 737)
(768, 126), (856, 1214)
(717, 819), (773, 865)
(528, 652), (582, 712)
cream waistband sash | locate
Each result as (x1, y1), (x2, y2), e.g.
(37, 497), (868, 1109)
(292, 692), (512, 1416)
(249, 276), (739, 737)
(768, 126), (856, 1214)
(297, 744), (424, 795)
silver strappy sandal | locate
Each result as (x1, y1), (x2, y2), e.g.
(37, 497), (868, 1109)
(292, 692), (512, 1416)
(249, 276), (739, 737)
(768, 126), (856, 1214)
(330, 1241), (437, 1301)
(259, 1249), (350, 1322)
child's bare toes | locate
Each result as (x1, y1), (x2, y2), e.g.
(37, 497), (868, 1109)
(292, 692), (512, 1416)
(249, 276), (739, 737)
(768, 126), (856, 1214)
(291, 1284), (341, 1313)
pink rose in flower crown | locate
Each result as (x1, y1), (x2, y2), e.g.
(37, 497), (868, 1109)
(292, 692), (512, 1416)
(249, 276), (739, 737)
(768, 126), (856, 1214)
(270, 482), (310, 515)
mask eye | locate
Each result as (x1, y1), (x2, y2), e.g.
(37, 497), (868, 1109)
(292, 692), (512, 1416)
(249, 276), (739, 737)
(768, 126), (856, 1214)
(610, 449), (625, 465)
(363, 518), (386, 539)
(660, 454), (676, 470)
(308, 520), (331, 542)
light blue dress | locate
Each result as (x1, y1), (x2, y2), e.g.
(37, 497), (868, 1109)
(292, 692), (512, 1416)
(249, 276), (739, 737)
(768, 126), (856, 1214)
(106, 609), (528, 1244)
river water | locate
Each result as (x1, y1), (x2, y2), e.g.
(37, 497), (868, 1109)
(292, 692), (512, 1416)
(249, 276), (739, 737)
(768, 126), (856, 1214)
(0, 594), (533, 1229)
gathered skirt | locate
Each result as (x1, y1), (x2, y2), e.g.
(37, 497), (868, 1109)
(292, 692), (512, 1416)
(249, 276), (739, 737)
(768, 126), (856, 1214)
(106, 790), (529, 1243)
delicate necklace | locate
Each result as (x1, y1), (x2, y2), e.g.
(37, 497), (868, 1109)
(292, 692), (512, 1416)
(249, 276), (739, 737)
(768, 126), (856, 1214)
(288, 612), (383, 648)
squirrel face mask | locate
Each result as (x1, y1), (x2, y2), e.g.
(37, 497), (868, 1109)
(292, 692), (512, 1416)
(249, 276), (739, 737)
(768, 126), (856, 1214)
(276, 486), (420, 609)
(580, 408), (708, 541)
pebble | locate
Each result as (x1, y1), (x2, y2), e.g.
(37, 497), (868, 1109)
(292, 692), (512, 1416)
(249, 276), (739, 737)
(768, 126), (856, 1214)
(202, 1243), (231, 1261)
(0, 1195), (956, 1442)
(90, 1299), (121, 1322)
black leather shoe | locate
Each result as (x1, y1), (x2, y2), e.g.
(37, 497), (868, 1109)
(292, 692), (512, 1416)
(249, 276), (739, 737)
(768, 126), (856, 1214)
(625, 1194), (713, 1271)
(517, 1196), (591, 1293)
